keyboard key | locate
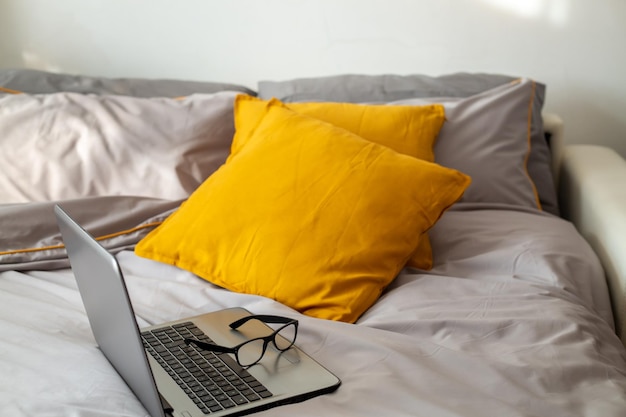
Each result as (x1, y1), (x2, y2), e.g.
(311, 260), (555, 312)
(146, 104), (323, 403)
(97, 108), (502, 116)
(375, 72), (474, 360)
(220, 399), (236, 409)
(245, 392), (261, 402)
(257, 390), (273, 398)
(231, 394), (248, 405)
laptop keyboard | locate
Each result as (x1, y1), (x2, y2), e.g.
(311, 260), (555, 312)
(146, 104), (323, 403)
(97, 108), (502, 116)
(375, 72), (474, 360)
(141, 321), (273, 414)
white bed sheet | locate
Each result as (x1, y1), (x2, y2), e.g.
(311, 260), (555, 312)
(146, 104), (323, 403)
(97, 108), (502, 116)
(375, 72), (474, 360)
(2, 207), (626, 417)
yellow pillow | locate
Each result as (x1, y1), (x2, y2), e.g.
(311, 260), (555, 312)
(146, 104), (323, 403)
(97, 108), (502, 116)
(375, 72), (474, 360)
(231, 95), (446, 270)
(230, 95), (445, 162)
(135, 101), (470, 323)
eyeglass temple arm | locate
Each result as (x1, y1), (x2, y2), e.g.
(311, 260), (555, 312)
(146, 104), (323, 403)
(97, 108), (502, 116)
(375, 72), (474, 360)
(229, 314), (297, 330)
(184, 338), (235, 354)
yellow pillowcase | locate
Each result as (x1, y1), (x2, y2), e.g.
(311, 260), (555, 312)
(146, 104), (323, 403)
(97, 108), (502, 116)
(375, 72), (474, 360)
(231, 95), (446, 270)
(230, 95), (445, 162)
(135, 100), (470, 323)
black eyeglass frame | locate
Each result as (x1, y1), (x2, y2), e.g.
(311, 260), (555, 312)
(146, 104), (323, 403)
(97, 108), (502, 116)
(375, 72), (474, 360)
(184, 314), (299, 368)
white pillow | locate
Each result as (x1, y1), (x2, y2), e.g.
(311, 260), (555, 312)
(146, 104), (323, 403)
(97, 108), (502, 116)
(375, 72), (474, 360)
(0, 91), (238, 203)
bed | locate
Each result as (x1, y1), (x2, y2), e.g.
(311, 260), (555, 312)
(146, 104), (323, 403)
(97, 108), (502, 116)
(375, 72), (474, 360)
(1, 69), (626, 417)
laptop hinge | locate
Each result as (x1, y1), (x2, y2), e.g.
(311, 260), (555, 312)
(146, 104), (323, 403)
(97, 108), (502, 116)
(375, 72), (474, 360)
(159, 392), (174, 416)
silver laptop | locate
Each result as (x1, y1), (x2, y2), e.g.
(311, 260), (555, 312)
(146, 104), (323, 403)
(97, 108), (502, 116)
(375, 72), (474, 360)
(55, 205), (340, 417)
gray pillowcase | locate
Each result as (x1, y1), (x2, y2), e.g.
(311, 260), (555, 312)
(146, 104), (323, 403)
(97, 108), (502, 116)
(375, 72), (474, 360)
(0, 68), (255, 97)
(258, 72), (517, 102)
(393, 79), (550, 212)
(0, 91), (239, 203)
(258, 73), (558, 215)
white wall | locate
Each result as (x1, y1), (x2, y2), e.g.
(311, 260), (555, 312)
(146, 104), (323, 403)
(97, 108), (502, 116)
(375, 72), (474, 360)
(1, 0), (625, 155)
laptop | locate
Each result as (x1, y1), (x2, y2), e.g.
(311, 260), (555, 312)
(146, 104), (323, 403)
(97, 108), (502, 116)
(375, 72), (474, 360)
(55, 205), (340, 417)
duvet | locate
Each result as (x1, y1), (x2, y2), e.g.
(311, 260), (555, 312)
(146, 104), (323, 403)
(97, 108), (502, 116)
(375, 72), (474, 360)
(2, 201), (625, 417)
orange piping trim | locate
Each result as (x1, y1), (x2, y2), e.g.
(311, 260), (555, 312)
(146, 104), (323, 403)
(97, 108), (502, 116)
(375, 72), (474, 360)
(0, 86), (23, 94)
(524, 80), (542, 210)
(0, 221), (163, 256)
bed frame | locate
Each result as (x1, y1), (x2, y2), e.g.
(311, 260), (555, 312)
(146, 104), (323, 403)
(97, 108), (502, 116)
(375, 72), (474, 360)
(546, 113), (626, 345)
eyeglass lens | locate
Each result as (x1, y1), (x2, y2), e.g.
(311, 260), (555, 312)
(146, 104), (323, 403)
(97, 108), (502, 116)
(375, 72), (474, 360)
(237, 322), (297, 367)
(273, 322), (297, 351)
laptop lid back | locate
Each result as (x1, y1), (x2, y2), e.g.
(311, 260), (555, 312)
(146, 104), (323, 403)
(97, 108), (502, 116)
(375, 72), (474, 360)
(55, 205), (165, 417)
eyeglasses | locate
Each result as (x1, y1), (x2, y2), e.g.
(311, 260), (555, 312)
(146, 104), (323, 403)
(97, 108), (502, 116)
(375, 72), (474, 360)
(184, 314), (298, 368)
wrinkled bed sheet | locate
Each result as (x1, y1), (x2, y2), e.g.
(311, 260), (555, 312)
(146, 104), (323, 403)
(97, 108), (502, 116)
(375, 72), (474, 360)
(2, 206), (626, 416)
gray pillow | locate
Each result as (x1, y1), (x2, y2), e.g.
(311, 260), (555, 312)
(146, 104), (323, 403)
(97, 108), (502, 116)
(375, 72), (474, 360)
(258, 72), (517, 103)
(0, 91), (238, 203)
(258, 73), (558, 215)
(0, 68), (255, 97)
(393, 79), (552, 212)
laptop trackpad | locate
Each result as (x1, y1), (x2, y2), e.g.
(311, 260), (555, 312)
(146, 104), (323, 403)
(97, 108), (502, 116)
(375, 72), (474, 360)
(278, 348), (300, 365)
